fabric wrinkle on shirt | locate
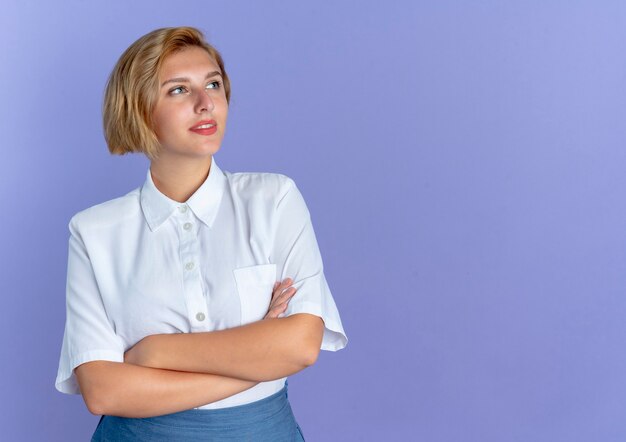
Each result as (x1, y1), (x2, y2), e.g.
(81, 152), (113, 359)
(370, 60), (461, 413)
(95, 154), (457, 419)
(55, 158), (347, 410)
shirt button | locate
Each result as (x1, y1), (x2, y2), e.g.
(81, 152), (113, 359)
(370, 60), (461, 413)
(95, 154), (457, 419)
(179, 206), (188, 213)
(185, 262), (195, 271)
(196, 312), (206, 321)
(183, 222), (192, 231)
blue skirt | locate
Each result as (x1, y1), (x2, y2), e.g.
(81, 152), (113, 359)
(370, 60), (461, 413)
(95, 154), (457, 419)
(91, 382), (305, 441)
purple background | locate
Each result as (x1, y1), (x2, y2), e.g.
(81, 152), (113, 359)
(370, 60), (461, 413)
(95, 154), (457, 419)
(2, 1), (626, 440)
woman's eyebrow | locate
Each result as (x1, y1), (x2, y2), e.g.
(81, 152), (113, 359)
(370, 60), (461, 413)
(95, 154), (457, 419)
(161, 71), (222, 87)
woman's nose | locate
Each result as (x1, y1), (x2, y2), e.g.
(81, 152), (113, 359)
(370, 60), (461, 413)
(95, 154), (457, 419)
(195, 89), (215, 113)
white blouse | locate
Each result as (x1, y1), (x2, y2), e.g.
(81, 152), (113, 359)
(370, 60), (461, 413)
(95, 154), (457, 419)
(55, 158), (347, 409)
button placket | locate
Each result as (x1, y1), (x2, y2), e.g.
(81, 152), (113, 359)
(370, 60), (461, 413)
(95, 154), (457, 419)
(177, 209), (208, 330)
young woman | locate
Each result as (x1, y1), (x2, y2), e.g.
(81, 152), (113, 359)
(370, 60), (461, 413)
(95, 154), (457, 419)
(55, 26), (347, 441)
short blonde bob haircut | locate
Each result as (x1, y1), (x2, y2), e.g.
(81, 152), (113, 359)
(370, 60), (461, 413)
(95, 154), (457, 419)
(103, 27), (230, 160)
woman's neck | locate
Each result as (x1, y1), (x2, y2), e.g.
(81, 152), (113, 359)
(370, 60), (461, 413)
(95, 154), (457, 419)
(149, 155), (213, 203)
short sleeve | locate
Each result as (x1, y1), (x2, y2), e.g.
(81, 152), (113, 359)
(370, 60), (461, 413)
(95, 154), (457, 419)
(272, 178), (347, 351)
(55, 215), (125, 394)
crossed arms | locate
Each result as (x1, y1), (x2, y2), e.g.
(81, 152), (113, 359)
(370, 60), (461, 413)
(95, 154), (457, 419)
(75, 279), (324, 418)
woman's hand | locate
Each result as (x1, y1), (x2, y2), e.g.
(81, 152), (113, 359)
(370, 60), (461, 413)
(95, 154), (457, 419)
(124, 278), (297, 367)
(124, 278), (296, 368)
(264, 278), (297, 319)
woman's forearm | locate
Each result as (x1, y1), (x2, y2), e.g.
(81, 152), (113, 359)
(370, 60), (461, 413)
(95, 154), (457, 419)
(75, 360), (257, 418)
(129, 313), (324, 382)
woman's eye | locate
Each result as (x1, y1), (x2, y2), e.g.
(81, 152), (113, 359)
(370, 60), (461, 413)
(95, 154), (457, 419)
(169, 86), (187, 95)
(206, 81), (221, 90)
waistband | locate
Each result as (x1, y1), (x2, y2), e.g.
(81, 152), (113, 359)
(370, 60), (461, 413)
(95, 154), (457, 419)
(134, 384), (290, 429)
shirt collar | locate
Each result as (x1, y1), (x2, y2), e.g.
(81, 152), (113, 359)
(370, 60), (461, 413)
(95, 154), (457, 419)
(140, 158), (227, 232)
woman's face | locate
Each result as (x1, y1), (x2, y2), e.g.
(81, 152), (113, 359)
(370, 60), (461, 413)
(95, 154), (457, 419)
(152, 46), (228, 160)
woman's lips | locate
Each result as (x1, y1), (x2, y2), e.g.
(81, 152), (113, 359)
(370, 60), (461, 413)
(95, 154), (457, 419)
(190, 120), (217, 135)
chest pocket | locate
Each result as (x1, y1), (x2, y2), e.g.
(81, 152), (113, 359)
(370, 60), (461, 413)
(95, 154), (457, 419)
(233, 263), (276, 324)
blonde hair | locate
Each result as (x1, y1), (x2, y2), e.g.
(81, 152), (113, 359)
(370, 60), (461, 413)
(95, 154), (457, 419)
(103, 27), (230, 160)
